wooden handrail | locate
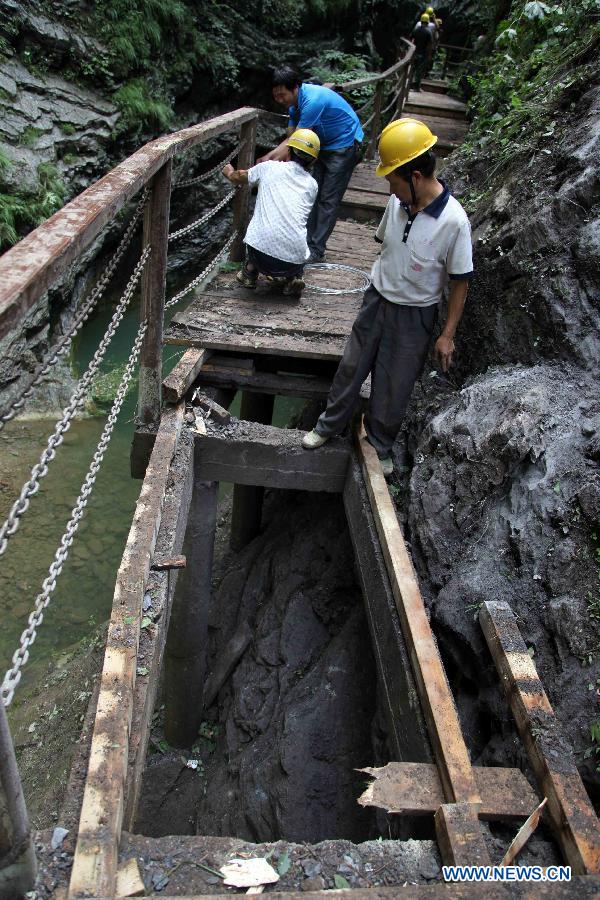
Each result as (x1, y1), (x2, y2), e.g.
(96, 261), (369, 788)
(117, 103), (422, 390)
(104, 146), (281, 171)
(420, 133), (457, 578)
(330, 38), (415, 91)
(0, 106), (258, 341)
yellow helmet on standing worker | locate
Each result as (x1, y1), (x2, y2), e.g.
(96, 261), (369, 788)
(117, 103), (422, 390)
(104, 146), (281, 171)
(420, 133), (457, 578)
(420, 12), (430, 22)
(426, 6), (435, 14)
(288, 129), (320, 159)
(376, 119), (438, 177)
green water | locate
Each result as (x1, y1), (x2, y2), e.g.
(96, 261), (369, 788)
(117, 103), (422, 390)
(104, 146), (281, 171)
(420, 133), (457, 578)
(0, 291), (303, 700)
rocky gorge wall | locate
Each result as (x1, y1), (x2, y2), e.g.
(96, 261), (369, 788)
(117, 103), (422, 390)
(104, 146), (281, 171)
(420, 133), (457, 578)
(396, 79), (600, 798)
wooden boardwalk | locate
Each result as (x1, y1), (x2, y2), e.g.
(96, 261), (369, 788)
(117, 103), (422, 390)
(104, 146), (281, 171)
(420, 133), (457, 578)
(166, 86), (469, 359)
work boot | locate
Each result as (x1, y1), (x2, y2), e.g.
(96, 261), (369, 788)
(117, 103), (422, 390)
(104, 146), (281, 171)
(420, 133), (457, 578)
(283, 277), (305, 299)
(236, 263), (258, 289)
(380, 457), (394, 477)
(302, 429), (329, 450)
(307, 251), (325, 264)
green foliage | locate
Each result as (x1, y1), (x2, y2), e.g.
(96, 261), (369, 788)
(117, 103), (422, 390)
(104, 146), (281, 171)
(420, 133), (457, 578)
(461, 0), (600, 166)
(19, 126), (45, 148)
(584, 721), (600, 771)
(58, 122), (77, 136)
(309, 50), (380, 106)
(0, 161), (67, 250)
(113, 79), (174, 135)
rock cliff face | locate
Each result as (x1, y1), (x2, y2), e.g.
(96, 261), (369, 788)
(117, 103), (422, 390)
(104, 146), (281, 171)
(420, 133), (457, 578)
(397, 82), (600, 796)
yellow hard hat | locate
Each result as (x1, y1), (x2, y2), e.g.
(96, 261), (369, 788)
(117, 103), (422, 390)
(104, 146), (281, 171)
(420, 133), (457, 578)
(376, 119), (438, 177)
(426, 6), (434, 14)
(288, 128), (320, 159)
(421, 12), (430, 22)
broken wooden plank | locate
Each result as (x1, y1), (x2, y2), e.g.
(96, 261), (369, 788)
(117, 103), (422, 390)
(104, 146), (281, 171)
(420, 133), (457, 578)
(479, 600), (600, 875)
(115, 858), (145, 897)
(195, 423), (351, 492)
(197, 365), (337, 400)
(124, 433), (194, 829)
(358, 762), (539, 822)
(163, 348), (213, 403)
(151, 555), (187, 570)
(343, 459), (430, 763)
(68, 403), (185, 899)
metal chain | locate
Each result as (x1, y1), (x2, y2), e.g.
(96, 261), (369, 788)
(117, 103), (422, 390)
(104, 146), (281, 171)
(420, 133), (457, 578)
(173, 140), (247, 189)
(168, 190), (235, 243)
(0, 189), (148, 432)
(1, 320), (148, 707)
(165, 233), (236, 309)
(0, 247), (151, 559)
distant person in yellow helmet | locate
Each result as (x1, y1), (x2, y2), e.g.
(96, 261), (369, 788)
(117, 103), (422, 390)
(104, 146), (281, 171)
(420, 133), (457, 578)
(222, 129), (320, 298)
(412, 13), (433, 91)
(302, 119), (473, 477)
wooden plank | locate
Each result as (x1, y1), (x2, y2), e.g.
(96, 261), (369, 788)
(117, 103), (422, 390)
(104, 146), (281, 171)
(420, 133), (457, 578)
(198, 366), (335, 399)
(343, 460), (430, 762)
(163, 348), (213, 403)
(358, 762), (540, 822)
(435, 803), (492, 867)
(480, 600), (600, 875)
(165, 322), (348, 361)
(356, 424), (480, 807)
(123, 433), (194, 829)
(68, 403), (185, 899)
(194, 424), (351, 492)
(0, 107), (258, 340)
(355, 424), (490, 867)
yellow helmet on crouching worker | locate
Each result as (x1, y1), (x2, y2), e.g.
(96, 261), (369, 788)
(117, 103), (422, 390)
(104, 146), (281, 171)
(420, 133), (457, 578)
(420, 12), (430, 22)
(288, 129), (320, 159)
(375, 118), (438, 177)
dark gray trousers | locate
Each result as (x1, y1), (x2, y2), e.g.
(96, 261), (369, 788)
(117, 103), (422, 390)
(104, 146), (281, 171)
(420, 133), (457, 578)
(307, 143), (361, 259)
(315, 286), (438, 457)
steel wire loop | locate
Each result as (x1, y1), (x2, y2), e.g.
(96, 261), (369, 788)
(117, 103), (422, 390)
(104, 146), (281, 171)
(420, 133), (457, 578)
(166, 232), (236, 309)
(304, 262), (371, 295)
(0, 320), (148, 707)
(173, 139), (247, 189)
(0, 247), (151, 560)
(0, 190), (148, 432)
(169, 190), (235, 243)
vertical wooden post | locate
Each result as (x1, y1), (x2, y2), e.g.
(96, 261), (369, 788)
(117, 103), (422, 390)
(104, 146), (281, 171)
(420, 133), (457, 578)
(164, 478), (218, 747)
(137, 160), (172, 428)
(395, 69), (407, 119)
(0, 703), (36, 898)
(366, 82), (384, 160)
(230, 116), (258, 262)
(230, 392), (274, 551)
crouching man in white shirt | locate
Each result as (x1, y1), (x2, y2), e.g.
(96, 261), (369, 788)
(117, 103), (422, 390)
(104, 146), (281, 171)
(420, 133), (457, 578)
(222, 129), (319, 299)
(302, 118), (473, 476)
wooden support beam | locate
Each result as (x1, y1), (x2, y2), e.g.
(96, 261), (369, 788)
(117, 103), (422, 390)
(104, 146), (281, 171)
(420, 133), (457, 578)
(198, 365), (336, 400)
(195, 424), (351, 493)
(230, 392), (274, 551)
(358, 762), (540, 822)
(138, 160), (172, 427)
(165, 477), (219, 747)
(435, 803), (492, 868)
(69, 403), (185, 899)
(163, 348), (213, 403)
(123, 435), (194, 830)
(355, 425), (490, 866)
(0, 702), (37, 898)
(343, 459), (430, 762)
(480, 600), (600, 875)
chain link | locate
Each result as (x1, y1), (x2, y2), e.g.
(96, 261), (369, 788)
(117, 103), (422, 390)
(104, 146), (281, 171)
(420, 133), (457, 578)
(0, 247), (151, 560)
(1, 320), (148, 707)
(168, 190), (235, 243)
(165, 232), (236, 309)
(0, 190), (148, 432)
(173, 140), (247, 189)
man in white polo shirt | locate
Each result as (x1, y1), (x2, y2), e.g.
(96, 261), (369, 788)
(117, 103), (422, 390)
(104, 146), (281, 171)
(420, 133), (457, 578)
(302, 118), (473, 477)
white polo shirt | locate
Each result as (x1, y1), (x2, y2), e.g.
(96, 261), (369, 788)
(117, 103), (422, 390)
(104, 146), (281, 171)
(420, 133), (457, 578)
(371, 184), (473, 307)
(245, 160), (318, 264)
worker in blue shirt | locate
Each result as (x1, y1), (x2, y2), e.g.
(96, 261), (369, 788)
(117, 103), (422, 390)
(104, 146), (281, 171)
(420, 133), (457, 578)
(258, 66), (363, 263)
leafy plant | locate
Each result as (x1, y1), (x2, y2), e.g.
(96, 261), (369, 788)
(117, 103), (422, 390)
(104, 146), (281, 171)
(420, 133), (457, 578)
(583, 721), (600, 771)
(113, 79), (174, 135)
(0, 161), (67, 250)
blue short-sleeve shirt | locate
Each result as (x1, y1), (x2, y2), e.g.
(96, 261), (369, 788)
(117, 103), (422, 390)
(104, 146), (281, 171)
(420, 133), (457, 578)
(288, 83), (364, 151)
